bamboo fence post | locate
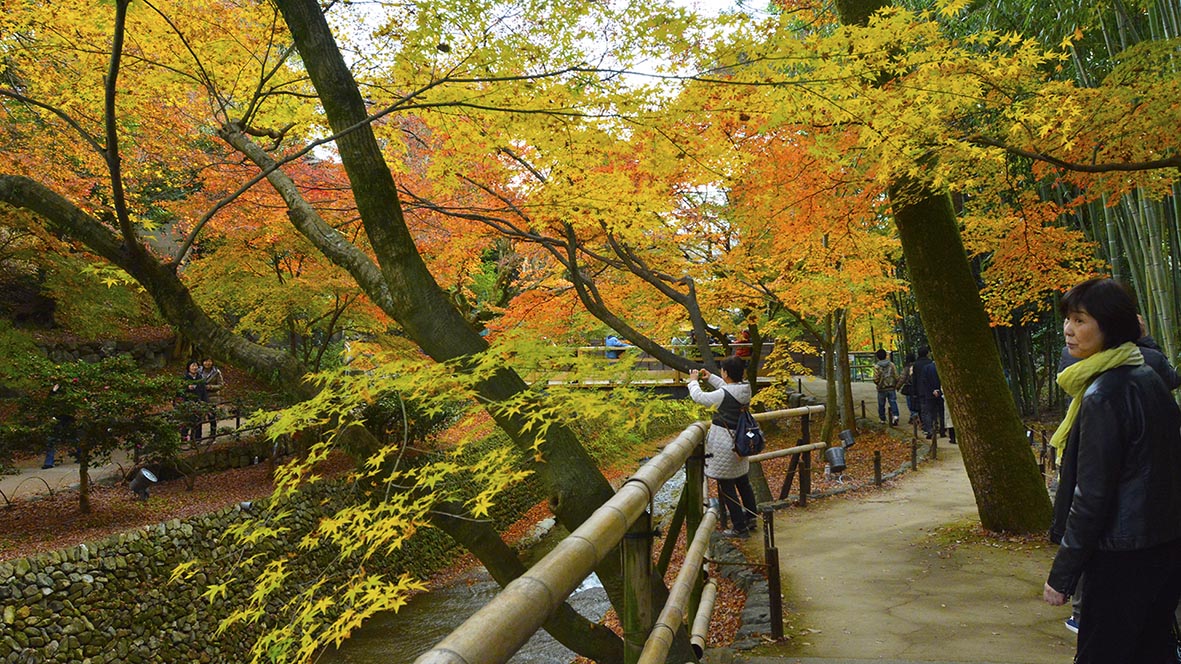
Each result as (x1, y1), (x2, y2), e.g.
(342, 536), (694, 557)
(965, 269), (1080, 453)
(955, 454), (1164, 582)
(622, 509), (654, 664)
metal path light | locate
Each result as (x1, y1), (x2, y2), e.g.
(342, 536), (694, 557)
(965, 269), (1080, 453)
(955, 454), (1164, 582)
(129, 468), (157, 500)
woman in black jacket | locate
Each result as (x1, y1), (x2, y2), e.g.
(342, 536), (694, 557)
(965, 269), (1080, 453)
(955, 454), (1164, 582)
(1044, 278), (1181, 663)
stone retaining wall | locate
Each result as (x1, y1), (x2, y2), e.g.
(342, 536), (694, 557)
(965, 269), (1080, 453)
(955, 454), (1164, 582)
(0, 469), (543, 663)
(35, 338), (176, 369)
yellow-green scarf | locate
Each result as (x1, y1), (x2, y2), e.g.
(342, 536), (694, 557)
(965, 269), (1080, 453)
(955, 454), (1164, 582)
(1049, 341), (1143, 460)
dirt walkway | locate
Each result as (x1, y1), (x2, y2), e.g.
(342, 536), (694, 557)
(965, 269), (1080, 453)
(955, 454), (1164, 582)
(759, 441), (1073, 663)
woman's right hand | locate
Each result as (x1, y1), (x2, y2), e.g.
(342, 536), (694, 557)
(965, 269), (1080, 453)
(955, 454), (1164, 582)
(688, 369), (700, 381)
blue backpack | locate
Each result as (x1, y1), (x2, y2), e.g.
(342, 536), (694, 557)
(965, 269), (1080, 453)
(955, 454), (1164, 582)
(732, 406), (766, 457)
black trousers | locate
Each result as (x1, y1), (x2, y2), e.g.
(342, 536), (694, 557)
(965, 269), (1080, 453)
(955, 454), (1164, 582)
(717, 474), (758, 532)
(920, 396), (944, 435)
(1076, 538), (1181, 663)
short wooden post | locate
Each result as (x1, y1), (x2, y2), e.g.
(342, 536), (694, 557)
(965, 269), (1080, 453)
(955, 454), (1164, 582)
(801, 412), (811, 447)
(874, 450), (882, 486)
(911, 437), (918, 470)
(931, 434), (938, 460)
(860, 400), (866, 419)
(685, 440), (706, 553)
(778, 453), (800, 502)
(762, 508), (783, 640)
(686, 439), (707, 621)
(622, 509), (654, 664)
(799, 450), (812, 507)
(797, 377), (803, 394)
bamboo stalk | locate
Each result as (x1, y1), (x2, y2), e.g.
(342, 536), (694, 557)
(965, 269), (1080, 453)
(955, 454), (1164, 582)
(689, 579), (719, 658)
(745, 441), (827, 464)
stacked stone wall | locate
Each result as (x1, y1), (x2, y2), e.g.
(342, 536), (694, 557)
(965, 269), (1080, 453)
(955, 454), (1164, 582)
(0, 471), (544, 663)
(35, 338), (176, 369)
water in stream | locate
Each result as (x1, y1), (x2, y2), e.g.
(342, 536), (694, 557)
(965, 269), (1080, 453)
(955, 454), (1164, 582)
(320, 569), (609, 663)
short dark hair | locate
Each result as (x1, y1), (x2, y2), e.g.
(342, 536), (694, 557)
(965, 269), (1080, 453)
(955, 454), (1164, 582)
(917, 346), (929, 358)
(904, 353), (915, 363)
(1059, 278), (1140, 349)
(719, 355), (746, 382)
(875, 348), (887, 360)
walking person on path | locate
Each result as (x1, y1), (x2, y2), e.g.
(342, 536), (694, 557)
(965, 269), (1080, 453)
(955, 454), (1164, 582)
(1054, 312), (1181, 634)
(688, 355), (759, 538)
(1043, 277), (1181, 663)
(872, 348), (900, 426)
(898, 352), (918, 424)
(919, 357), (945, 439)
(43, 381), (76, 469)
(911, 346), (935, 437)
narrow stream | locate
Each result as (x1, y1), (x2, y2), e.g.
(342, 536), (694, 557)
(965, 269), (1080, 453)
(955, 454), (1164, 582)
(320, 468), (686, 663)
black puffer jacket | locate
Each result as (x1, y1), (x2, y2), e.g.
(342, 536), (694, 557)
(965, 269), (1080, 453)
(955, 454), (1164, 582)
(1047, 364), (1181, 595)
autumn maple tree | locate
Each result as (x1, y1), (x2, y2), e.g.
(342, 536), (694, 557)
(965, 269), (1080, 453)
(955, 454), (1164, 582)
(3, 0), (1181, 660)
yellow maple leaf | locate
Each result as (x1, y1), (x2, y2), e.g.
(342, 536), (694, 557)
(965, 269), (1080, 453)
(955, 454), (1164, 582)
(935, 0), (969, 17)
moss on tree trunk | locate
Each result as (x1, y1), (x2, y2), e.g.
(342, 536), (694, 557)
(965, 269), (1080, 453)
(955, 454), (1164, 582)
(832, 0), (1053, 534)
(891, 185), (1051, 532)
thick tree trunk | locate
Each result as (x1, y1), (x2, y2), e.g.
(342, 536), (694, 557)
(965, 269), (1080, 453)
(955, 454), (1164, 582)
(834, 0), (1052, 534)
(890, 184), (1051, 531)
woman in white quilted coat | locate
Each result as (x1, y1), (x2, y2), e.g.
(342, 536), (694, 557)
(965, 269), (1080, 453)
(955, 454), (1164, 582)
(688, 355), (759, 537)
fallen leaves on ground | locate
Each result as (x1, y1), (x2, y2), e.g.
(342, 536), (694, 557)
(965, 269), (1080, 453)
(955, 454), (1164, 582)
(0, 463), (276, 560)
(1, 413), (928, 657)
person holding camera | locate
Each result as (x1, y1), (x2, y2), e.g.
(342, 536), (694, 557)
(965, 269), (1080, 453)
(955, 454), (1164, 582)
(688, 355), (759, 537)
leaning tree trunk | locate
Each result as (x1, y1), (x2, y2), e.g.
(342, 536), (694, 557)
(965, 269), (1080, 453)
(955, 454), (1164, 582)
(834, 0), (1053, 533)
(274, 1), (697, 658)
(891, 182), (1052, 532)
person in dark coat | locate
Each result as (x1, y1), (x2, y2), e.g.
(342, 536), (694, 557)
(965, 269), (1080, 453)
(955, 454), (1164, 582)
(918, 356), (944, 439)
(179, 361), (206, 442)
(898, 352), (918, 424)
(911, 346), (935, 436)
(1044, 278), (1181, 663)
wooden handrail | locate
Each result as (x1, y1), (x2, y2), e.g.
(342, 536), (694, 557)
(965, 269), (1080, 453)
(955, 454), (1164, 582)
(751, 404), (825, 422)
(745, 441), (827, 463)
